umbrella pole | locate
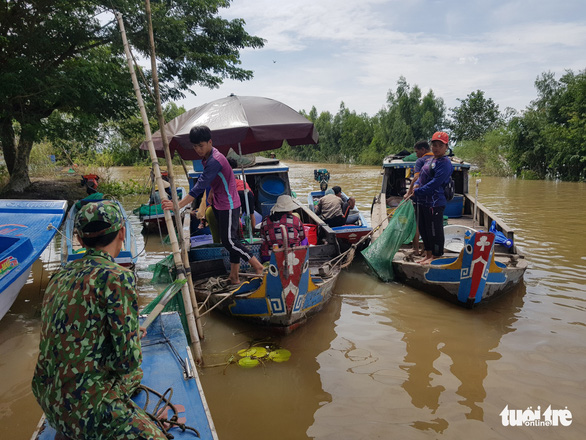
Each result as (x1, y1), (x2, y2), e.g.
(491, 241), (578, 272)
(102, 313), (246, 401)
(143, 0), (203, 339)
(238, 143), (254, 242)
(116, 12), (203, 364)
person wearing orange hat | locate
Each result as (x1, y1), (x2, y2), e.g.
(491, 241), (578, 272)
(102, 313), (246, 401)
(411, 131), (453, 264)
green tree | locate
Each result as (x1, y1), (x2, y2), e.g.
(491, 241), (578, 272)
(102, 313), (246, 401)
(0, 1), (264, 191)
(449, 90), (502, 143)
(507, 69), (586, 180)
(367, 77), (445, 163)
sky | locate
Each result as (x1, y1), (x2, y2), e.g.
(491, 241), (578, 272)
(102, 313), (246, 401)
(176, 0), (586, 118)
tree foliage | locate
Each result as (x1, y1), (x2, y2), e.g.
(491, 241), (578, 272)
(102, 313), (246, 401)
(0, 0), (264, 191)
(282, 78), (445, 165)
(449, 90), (502, 142)
(506, 70), (586, 180)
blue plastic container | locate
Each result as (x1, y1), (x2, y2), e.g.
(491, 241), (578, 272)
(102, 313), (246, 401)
(261, 202), (275, 218)
(258, 176), (286, 205)
(444, 194), (464, 218)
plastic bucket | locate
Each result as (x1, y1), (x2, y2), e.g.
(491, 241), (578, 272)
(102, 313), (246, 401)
(258, 176), (286, 205)
(303, 223), (318, 245)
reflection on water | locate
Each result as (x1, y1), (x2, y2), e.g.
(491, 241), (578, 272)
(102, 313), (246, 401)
(1, 163), (586, 439)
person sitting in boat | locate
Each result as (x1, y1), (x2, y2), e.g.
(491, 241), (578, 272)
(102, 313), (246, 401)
(228, 157), (257, 229)
(411, 131), (454, 265)
(332, 185), (358, 224)
(31, 201), (167, 440)
(259, 195), (306, 262)
(315, 188), (356, 227)
(404, 140), (433, 255)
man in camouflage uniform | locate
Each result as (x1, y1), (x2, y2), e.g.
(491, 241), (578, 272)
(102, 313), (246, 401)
(32, 201), (166, 439)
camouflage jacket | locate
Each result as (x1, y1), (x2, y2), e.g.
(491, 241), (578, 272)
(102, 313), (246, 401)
(32, 248), (142, 435)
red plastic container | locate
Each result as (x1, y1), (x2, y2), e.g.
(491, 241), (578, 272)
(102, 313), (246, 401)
(303, 224), (318, 245)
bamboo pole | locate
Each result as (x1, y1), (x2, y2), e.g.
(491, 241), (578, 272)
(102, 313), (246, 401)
(115, 12), (203, 364)
(143, 0), (203, 338)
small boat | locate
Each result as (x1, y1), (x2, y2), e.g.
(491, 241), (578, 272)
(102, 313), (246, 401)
(61, 197), (138, 269)
(187, 156), (342, 280)
(369, 153), (527, 307)
(307, 189), (372, 250)
(0, 200), (68, 321)
(195, 245), (341, 334)
(134, 186), (186, 233)
(31, 311), (219, 440)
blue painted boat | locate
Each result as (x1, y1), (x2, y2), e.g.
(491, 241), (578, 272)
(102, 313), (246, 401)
(307, 190), (372, 249)
(369, 154), (527, 307)
(195, 245), (340, 334)
(61, 198), (138, 269)
(0, 199), (68, 321)
(31, 311), (218, 439)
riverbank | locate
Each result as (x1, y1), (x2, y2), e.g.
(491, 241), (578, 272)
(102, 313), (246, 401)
(0, 174), (88, 207)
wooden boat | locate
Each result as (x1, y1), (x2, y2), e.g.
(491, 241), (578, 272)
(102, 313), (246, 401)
(307, 189), (372, 249)
(369, 154), (527, 307)
(61, 198), (139, 269)
(194, 245), (341, 334)
(134, 186), (186, 233)
(187, 156), (341, 280)
(31, 311), (218, 440)
(0, 200), (68, 321)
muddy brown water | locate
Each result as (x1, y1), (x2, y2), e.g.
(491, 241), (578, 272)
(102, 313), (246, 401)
(1, 162), (585, 439)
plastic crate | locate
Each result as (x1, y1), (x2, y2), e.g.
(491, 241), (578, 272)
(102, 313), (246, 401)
(189, 243), (261, 271)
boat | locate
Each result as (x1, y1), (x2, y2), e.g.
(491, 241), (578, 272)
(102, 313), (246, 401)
(194, 244), (341, 334)
(134, 186), (186, 233)
(31, 311), (218, 440)
(369, 153), (527, 307)
(0, 200), (68, 321)
(61, 197), (139, 269)
(307, 189), (372, 250)
(187, 156), (342, 281)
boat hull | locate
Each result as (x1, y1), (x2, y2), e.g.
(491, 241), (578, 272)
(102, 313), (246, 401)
(203, 247), (339, 334)
(0, 199), (68, 321)
(393, 251), (527, 307)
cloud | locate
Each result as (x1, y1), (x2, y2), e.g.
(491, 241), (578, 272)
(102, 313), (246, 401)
(178, 0), (586, 116)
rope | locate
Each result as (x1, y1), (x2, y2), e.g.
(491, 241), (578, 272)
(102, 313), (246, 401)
(318, 198), (411, 273)
(138, 385), (200, 438)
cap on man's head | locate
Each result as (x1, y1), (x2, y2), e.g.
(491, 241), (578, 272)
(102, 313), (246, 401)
(431, 131), (449, 145)
(75, 201), (124, 238)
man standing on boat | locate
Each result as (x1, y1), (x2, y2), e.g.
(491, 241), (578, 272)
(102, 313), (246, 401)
(411, 132), (453, 264)
(161, 125), (264, 284)
(32, 201), (167, 439)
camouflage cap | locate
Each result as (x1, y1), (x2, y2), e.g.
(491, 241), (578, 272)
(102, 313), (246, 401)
(75, 201), (124, 238)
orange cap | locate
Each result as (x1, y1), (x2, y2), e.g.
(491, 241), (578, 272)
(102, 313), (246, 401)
(431, 131), (449, 145)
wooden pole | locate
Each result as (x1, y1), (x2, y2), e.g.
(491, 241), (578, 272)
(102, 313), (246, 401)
(115, 12), (203, 364)
(143, 0), (203, 339)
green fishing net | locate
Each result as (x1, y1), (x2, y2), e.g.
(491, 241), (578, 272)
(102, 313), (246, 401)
(361, 201), (416, 282)
(148, 254), (176, 284)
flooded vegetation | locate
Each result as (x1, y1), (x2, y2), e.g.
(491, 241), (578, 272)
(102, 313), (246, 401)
(1, 162), (585, 439)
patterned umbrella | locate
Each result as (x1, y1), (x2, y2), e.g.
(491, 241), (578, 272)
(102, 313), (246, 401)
(141, 94), (319, 159)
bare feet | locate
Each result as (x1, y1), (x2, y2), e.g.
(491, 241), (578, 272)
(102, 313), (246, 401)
(249, 256), (265, 275)
(418, 257), (432, 265)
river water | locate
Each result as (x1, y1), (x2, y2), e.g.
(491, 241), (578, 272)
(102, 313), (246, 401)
(1, 161), (585, 439)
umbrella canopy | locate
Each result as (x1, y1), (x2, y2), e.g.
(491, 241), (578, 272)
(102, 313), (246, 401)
(141, 95), (319, 160)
